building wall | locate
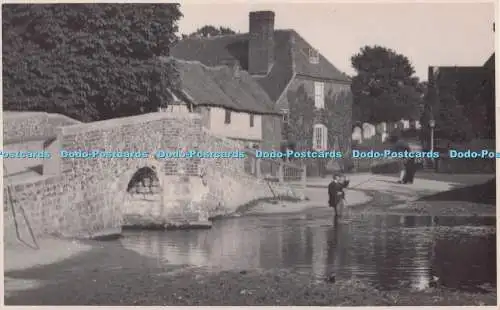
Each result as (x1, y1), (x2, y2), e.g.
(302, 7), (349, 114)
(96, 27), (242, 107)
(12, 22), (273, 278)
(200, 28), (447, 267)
(277, 76), (352, 176)
(208, 107), (263, 141)
(261, 114), (282, 150)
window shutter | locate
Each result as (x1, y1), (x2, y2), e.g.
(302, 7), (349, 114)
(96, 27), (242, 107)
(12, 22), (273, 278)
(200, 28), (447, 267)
(313, 126), (321, 150)
(312, 127), (318, 150)
(322, 126), (328, 150)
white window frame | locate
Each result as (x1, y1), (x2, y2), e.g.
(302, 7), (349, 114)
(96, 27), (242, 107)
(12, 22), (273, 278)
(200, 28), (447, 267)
(309, 48), (319, 64)
(314, 81), (325, 109)
(312, 124), (328, 151)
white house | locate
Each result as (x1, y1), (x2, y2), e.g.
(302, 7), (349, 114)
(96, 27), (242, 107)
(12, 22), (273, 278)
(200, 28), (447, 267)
(159, 58), (282, 149)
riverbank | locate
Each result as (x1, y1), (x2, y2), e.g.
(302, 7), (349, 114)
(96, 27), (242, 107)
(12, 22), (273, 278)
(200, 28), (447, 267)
(242, 188), (372, 215)
(5, 242), (496, 306)
(351, 189), (496, 217)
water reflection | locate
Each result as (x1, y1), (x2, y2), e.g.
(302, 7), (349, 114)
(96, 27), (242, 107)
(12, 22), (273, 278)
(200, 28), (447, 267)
(120, 213), (496, 291)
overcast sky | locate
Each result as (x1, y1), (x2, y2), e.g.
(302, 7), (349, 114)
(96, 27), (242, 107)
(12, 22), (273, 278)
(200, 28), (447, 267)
(177, 1), (495, 81)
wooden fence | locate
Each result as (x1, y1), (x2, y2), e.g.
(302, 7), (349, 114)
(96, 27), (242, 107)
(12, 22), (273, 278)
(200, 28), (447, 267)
(243, 149), (307, 187)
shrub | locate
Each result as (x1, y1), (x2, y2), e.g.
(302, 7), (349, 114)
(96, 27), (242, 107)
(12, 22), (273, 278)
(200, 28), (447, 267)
(370, 159), (401, 174)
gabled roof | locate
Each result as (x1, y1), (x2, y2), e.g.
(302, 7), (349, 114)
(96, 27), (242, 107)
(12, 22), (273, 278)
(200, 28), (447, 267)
(161, 57), (280, 116)
(171, 29), (350, 103)
(289, 30), (351, 82)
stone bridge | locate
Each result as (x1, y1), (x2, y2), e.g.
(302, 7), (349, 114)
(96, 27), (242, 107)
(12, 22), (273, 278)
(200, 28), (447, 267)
(3, 112), (305, 240)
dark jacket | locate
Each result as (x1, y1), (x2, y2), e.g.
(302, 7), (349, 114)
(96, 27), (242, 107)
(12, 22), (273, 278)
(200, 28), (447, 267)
(328, 181), (345, 207)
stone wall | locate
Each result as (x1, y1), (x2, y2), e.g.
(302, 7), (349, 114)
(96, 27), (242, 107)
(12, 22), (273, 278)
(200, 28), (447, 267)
(4, 112), (303, 240)
(3, 112), (81, 143)
(196, 128), (301, 217)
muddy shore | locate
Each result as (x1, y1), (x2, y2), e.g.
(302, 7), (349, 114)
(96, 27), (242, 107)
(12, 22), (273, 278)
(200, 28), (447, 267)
(4, 241), (496, 306)
(351, 189), (496, 217)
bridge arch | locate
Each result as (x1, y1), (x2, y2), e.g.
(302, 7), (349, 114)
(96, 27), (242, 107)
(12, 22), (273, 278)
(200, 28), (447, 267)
(126, 166), (161, 196)
(106, 159), (166, 218)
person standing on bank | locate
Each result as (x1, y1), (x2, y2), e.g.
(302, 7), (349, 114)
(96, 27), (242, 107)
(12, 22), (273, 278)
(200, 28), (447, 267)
(391, 135), (417, 184)
(402, 157), (417, 184)
(328, 172), (349, 217)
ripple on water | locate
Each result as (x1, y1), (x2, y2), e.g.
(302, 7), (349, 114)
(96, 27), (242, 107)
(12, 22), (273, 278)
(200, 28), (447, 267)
(120, 212), (496, 292)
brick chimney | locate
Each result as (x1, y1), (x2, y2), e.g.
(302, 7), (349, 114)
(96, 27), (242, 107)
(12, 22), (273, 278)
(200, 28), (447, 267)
(248, 11), (275, 75)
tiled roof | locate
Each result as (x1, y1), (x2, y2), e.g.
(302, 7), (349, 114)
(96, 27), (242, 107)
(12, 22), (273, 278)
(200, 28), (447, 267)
(289, 30), (351, 83)
(171, 29), (350, 103)
(162, 58), (280, 115)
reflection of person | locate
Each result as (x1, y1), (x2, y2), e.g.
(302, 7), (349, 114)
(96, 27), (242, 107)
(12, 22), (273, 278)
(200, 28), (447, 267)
(325, 219), (342, 282)
(328, 172), (349, 217)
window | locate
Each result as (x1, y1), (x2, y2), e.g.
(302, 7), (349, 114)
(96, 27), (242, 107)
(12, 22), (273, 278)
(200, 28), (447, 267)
(314, 82), (325, 109)
(281, 109), (289, 139)
(281, 109), (289, 122)
(312, 124), (328, 151)
(309, 48), (319, 64)
(249, 114), (254, 127)
(225, 110), (231, 124)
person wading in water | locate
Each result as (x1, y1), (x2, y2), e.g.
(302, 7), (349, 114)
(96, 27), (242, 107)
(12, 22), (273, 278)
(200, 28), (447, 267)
(328, 172), (349, 218)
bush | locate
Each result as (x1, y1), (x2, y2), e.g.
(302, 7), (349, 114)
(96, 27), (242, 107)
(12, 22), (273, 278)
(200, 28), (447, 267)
(341, 157), (355, 173)
(370, 159), (401, 174)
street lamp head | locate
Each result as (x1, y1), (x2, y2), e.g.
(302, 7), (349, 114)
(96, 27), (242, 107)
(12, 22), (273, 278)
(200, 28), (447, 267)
(429, 119), (435, 128)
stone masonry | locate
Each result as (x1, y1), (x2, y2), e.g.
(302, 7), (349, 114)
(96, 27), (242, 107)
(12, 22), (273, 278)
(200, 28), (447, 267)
(3, 112), (302, 240)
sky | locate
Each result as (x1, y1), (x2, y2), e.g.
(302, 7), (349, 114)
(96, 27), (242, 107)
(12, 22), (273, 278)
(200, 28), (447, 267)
(177, 1), (495, 81)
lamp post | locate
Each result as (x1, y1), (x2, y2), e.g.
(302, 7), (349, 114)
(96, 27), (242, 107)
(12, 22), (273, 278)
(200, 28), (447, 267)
(429, 119), (436, 168)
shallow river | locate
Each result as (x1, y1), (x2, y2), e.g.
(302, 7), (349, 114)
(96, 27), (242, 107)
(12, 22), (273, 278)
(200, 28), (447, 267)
(121, 209), (496, 292)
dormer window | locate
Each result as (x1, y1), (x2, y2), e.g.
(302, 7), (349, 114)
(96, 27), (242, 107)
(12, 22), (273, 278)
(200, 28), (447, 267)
(234, 64), (241, 78)
(309, 48), (319, 64)
(282, 109), (289, 123)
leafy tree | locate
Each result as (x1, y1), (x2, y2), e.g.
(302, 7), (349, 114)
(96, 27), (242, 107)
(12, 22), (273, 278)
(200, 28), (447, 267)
(351, 45), (424, 125)
(183, 25), (236, 39)
(3, 4), (183, 122)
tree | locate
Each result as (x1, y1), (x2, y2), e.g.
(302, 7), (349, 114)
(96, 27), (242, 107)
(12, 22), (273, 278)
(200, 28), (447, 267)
(3, 4), (183, 122)
(182, 25), (236, 39)
(350, 45), (424, 125)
